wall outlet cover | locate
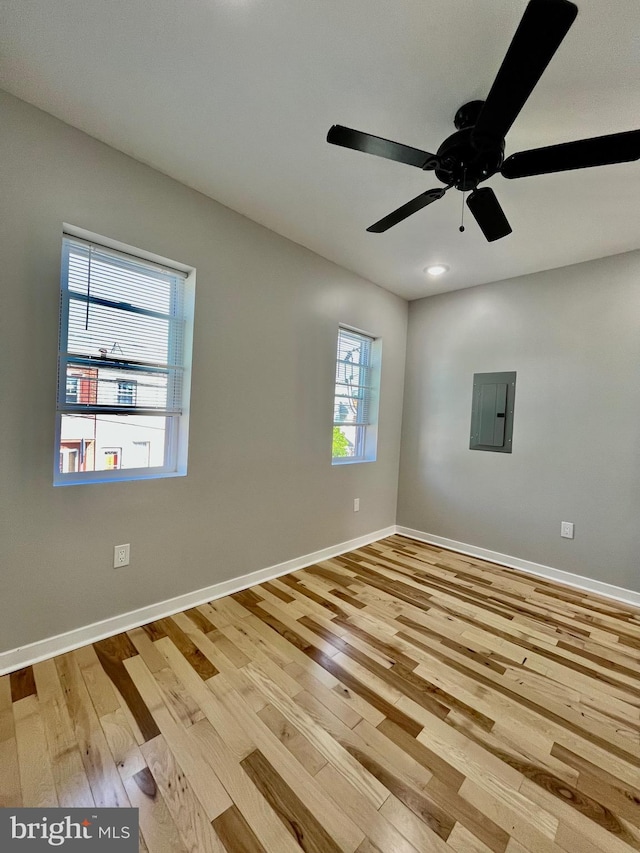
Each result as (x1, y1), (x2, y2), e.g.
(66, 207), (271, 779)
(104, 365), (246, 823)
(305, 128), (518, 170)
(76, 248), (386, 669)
(114, 543), (130, 568)
(560, 522), (574, 539)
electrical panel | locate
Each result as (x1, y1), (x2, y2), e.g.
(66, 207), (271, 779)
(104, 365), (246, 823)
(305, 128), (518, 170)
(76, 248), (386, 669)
(470, 372), (516, 453)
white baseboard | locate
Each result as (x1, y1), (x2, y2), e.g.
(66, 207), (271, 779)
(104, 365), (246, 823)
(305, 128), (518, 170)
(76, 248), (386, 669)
(0, 526), (396, 675)
(4, 523), (638, 675)
(396, 526), (640, 610)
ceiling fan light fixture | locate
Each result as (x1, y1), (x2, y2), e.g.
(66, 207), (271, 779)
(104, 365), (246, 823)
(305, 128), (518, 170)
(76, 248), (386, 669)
(425, 264), (449, 277)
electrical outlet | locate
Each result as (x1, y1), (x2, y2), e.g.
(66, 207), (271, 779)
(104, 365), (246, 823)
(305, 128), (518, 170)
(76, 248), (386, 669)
(114, 544), (130, 568)
(560, 522), (574, 539)
(353, 498), (360, 512)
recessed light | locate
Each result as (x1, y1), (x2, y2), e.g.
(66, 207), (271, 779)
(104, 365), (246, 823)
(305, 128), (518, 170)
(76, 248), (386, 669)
(424, 264), (449, 277)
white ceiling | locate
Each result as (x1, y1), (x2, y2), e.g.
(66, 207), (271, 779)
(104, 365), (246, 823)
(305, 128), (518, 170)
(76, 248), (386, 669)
(1, 0), (639, 299)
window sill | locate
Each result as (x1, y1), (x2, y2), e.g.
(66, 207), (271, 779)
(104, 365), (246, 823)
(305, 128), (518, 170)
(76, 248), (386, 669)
(53, 469), (187, 487)
(331, 457), (375, 466)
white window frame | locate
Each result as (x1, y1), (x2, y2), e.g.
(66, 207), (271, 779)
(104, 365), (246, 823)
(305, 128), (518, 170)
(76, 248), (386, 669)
(332, 325), (381, 465)
(54, 228), (195, 486)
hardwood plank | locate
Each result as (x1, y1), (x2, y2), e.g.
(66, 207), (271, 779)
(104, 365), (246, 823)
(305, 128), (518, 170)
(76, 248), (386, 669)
(200, 617), (303, 699)
(204, 627), (252, 669)
(190, 718), (304, 853)
(260, 581), (296, 604)
(315, 763), (422, 853)
(425, 775), (510, 853)
(279, 574), (351, 619)
(330, 614), (423, 669)
(190, 683), (365, 852)
(10, 666), (37, 702)
(168, 611), (264, 703)
(550, 743), (640, 828)
(297, 694), (434, 794)
(345, 731), (455, 842)
(298, 615), (452, 720)
(124, 654), (232, 821)
(74, 645), (122, 718)
(377, 794), (450, 853)
(0, 675), (21, 808)
(123, 766), (188, 853)
(520, 777), (640, 852)
(0, 738), (21, 808)
(154, 617), (219, 680)
(141, 621), (169, 643)
(554, 822), (625, 853)
(153, 664), (206, 728)
(286, 664), (363, 729)
(128, 627), (169, 674)
(55, 652), (130, 808)
(243, 662), (389, 809)
(257, 703), (328, 776)
(376, 718), (465, 791)
(329, 587), (368, 609)
(139, 827), (150, 853)
(241, 614), (343, 690)
(156, 635), (255, 759)
(355, 840), (386, 853)
(242, 606), (423, 735)
(447, 822), (497, 853)
(99, 707), (147, 781)
(414, 641), (639, 769)
(32, 659), (94, 807)
(93, 636), (161, 742)
(184, 606), (218, 634)
(13, 695), (58, 807)
(0, 675), (13, 738)
(141, 733), (226, 853)
(460, 777), (562, 853)
(212, 805), (268, 853)
(241, 747), (346, 853)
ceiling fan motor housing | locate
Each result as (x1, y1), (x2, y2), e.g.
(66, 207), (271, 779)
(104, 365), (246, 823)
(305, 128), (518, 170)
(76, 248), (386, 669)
(435, 101), (505, 191)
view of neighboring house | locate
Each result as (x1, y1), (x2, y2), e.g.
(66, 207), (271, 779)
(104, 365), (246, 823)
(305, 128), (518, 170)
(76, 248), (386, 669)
(59, 364), (167, 473)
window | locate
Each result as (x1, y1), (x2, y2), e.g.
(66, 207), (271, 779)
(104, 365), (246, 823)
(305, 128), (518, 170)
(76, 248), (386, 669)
(65, 376), (79, 404)
(55, 232), (194, 485)
(332, 326), (379, 464)
(117, 380), (137, 406)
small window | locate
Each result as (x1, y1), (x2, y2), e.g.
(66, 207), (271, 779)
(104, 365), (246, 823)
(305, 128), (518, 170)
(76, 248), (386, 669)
(117, 380), (137, 406)
(65, 376), (79, 404)
(54, 233), (195, 485)
(332, 326), (379, 464)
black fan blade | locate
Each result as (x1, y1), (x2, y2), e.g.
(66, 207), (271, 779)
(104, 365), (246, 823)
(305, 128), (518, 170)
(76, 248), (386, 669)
(367, 188), (446, 233)
(502, 129), (640, 178)
(327, 125), (439, 170)
(472, 0), (578, 151)
(466, 188), (513, 242)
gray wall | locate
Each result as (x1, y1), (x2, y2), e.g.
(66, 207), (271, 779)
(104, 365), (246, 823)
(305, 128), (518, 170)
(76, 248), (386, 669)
(0, 91), (407, 652)
(398, 251), (640, 592)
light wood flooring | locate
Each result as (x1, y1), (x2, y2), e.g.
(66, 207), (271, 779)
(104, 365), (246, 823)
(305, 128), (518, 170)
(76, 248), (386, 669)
(1, 535), (640, 852)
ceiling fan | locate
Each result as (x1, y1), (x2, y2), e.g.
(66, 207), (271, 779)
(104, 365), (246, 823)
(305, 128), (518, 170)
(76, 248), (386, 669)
(327, 0), (640, 242)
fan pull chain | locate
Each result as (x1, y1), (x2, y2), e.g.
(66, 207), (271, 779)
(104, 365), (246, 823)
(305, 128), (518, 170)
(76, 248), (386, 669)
(459, 169), (466, 232)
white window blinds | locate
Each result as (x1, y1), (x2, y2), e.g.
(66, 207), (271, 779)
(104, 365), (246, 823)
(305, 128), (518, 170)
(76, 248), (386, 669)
(58, 235), (187, 416)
